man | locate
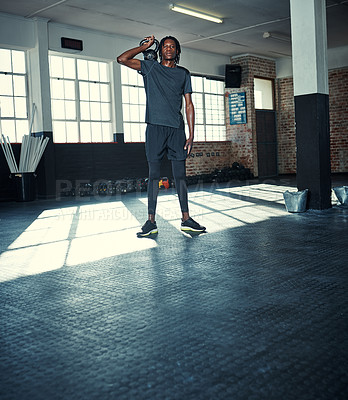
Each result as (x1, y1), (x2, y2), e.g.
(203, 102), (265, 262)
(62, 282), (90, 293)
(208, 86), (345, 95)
(117, 35), (206, 237)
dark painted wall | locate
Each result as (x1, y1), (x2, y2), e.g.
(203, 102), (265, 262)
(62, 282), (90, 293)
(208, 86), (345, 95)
(0, 141), (173, 201)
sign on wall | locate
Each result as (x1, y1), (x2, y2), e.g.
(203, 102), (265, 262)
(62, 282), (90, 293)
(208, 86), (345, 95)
(229, 92), (247, 125)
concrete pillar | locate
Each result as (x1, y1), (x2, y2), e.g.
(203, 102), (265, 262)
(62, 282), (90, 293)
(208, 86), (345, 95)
(290, 0), (331, 209)
(29, 18), (56, 198)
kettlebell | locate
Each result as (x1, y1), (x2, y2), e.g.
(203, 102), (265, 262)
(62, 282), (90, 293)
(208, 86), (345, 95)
(139, 38), (159, 61)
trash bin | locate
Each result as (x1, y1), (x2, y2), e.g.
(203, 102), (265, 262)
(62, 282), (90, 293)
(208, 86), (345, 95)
(333, 186), (348, 205)
(13, 172), (36, 202)
(283, 189), (308, 213)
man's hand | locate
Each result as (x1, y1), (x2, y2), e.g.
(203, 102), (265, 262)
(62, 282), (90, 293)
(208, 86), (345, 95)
(141, 35), (155, 50)
(184, 138), (193, 157)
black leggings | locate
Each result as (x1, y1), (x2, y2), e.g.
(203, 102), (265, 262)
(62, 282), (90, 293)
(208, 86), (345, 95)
(147, 160), (188, 216)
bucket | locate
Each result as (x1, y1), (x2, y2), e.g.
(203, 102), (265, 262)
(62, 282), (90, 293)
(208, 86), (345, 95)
(283, 189), (308, 213)
(333, 186), (348, 205)
(13, 172), (36, 202)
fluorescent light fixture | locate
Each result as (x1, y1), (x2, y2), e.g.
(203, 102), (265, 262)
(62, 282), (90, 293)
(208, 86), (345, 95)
(170, 4), (223, 24)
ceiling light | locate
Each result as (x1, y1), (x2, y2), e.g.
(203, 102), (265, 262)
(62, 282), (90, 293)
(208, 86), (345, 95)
(170, 4), (223, 24)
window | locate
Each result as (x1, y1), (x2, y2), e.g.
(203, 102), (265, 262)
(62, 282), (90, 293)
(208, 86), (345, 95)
(0, 49), (29, 143)
(191, 76), (226, 141)
(120, 65), (146, 142)
(254, 78), (274, 110)
(49, 55), (112, 143)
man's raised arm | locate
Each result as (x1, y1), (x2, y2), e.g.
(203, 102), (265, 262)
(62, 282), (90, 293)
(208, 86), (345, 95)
(117, 35), (155, 70)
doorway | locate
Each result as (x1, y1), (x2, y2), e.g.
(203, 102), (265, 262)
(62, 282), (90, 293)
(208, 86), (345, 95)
(256, 110), (278, 178)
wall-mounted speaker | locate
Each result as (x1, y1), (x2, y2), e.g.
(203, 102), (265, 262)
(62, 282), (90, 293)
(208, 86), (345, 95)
(225, 65), (242, 88)
(61, 37), (83, 51)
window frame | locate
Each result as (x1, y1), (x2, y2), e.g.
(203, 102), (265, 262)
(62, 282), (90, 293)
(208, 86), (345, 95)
(120, 65), (146, 143)
(0, 48), (29, 143)
(191, 74), (226, 142)
(254, 76), (275, 111)
(49, 54), (113, 143)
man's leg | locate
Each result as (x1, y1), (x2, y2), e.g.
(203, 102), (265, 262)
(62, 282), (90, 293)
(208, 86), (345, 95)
(147, 161), (161, 222)
(171, 160), (189, 221)
(172, 159), (206, 232)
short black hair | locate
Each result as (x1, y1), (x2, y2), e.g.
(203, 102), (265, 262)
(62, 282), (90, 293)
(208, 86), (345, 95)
(159, 36), (181, 64)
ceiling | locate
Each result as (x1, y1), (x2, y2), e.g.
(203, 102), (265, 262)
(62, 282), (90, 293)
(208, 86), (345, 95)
(0, 0), (347, 59)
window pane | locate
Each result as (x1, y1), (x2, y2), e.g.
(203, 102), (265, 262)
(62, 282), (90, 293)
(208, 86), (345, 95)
(122, 86), (129, 103)
(128, 69), (138, 86)
(100, 84), (109, 102)
(139, 105), (146, 121)
(140, 123), (146, 142)
(139, 88), (146, 104)
(77, 59), (88, 80)
(101, 103), (110, 121)
(50, 56), (63, 78)
(16, 120), (29, 138)
(51, 79), (64, 99)
(88, 61), (99, 81)
(65, 100), (76, 119)
(1, 120), (16, 142)
(0, 49), (11, 72)
(0, 75), (13, 96)
(52, 99), (65, 119)
(99, 63), (108, 82)
(53, 121), (66, 143)
(102, 122), (111, 141)
(63, 57), (75, 79)
(206, 126), (214, 141)
(121, 65), (129, 84)
(13, 76), (26, 96)
(89, 83), (100, 101)
(129, 87), (138, 104)
(80, 101), (90, 120)
(192, 76), (203, 92)
(14, 97), (27, 118)
(79, 81), (89, 101)
(66, 122), (79, 142)
(195, 125), (205, 141)
(123, 104), (130, 122)
(90, 102), (101, 120)
(254, 78), (273, 110)
(91, 122), (102, 142)
(129, 104), (139, 121)
(64, 80), (75, 100)
(80, 122), (91, 142)
(123, 123), (131, 142)
(12, 50), (26, 74)
(0, 96), (14, 117)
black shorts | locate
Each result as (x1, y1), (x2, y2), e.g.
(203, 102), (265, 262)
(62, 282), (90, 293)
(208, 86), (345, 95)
(145, 124), (188, 162)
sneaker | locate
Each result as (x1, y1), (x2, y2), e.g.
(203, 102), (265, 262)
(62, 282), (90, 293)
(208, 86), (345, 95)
(181, 217), (206, 232)
(137, 220), (158, 237)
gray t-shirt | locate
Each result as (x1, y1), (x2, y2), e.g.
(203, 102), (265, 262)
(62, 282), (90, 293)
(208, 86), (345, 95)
(140, 60), (192, 129)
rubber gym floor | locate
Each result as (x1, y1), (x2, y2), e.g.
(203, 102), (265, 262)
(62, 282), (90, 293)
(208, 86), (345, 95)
(0, 175), (347, 400)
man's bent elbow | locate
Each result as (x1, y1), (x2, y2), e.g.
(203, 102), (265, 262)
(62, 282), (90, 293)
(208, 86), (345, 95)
(117, 56), (125, 65)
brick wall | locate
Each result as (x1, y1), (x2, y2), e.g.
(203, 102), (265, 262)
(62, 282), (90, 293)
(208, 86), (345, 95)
(276, 77), (296, 174)
(186, 141), (232, 176)
(276, 67), (348, 173)
(329, 67), (348, 172)
(227, 55), (276, 176)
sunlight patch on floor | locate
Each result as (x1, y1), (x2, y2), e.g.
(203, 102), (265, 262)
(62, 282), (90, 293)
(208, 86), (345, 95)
(0, 240), (70, 283)
(140, 190), (287, 233)
(8, 214), (75, 250)
(217, 184), (294, 204)
(75, 202), (139, 237)
(0, 186), (295, 282)
(66, 228), (156, 266)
